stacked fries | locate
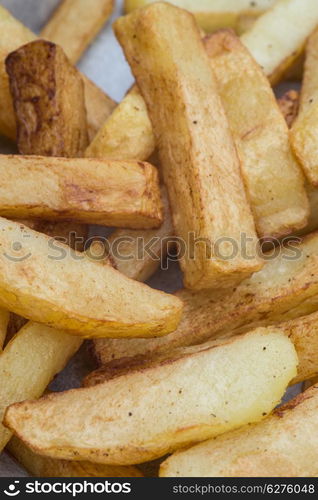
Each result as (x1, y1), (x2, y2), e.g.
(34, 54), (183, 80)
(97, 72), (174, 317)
(1, 0), (318, 479)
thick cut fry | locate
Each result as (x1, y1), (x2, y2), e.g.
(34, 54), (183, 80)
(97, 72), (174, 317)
(17, 220), (88, 252)
(6, 40), (88, 157)
(0, 155), (162, 228)
(124, 0), (276, 34)
(241, 0), (318, 85)
(7, 436), (143, 478)
(115, 3), (261, 290)
(108, 188), (174, 281)
(41, 0), (114, 65)
(0, 6), (115, 141)
(277, 90), (299, 128)
(161, 386), (318, 477)
(291, 28), (318, 186)
(0, 322), (81, 452)
(92, 232), (318, 365)
(206, 31), (308, 238)
(0, 309), (9, 350)
(85, 85), (155, 160)
(4, 329), (297, 465)
(0, 218), (182, 339)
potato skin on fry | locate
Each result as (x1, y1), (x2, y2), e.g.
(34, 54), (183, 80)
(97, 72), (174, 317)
(161, 386), (318, 477)
(7, 436), (143, 478)
(92, 232), (318, 365)
(6, 40), (89, 158)
(277, 90), (299, 128)
(0, 155), (163, 229)
(0, 218), (182, 339)
(115, 2), (261, 290)
(4, 329), (297, 465)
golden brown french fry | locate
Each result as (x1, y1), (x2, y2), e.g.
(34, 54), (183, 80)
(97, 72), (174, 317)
(0, 217), (182, 339)
(277, 90), (299, 128)
(241, 0), (318, 85)
(160, 386), (318, 477)
(92, 232), (318, 365)
(41, 0), (114, 65)
(0, 6), (115, 141)
(6, 40), (88, 157)
(0, 322), (81, 452)
(0, 309), (9, 350)
(115, 2), (261, 290)
(206, 30), (308, 239)
(291, 28), (318, 186)
(0, 155), (162, 228)
(124, 0), (276, 34)
(108, 188), (174, 281)
(7, 436), (143, 477)
(4, 328), (297, 465)
(85, 85), (155, 160)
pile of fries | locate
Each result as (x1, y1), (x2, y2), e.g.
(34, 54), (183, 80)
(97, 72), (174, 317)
(1, 0), (318, 478)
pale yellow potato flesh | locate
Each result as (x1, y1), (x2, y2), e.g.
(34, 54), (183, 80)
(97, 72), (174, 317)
(124, 0), (276, 33)
(0, 322), (81, 452)
(92, 232), (318, 365)
(0, 218), (182, 339)
(291, 28), (318, 186)
(0, 155), (162, 228)
(108, 187), (174, 281)
(115, 2), (261, 290)
(206, 30), (308, 239)
(6, 40), (89, 158)
(86, 86), (155, 161)
(160, 386), (318, 477)
(41, 0), (114, 65)
(0, 5), (115, 141)
(7, 436), (143, 478)
(4, 329), (297, 465)
(241, 0), (318, 85)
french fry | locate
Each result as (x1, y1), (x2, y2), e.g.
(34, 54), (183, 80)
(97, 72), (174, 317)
(0, 217), (182, 339)
(92, 232), (318, 365)
(85, 85), (155, 160)
(205, 30), (308, 239)
(0, 309), (9, 350)
(124, 0), (276, 34)
(108, 188), (174, 281)
(291, 28), (318, 186)
(0, 155), (162, 228)
(277, 90), (299, 128)
(6, 40), (88, 157)
(4, 328), (297, 465)
(0, 322), (81, 452)
(7, 436), (143, 478)
(160, 386), (318, 477)
(115, 2), (262, 290)
(0, 6), (115, 141)
(40, 0), (114, 65)
(241, 0), (318, 85)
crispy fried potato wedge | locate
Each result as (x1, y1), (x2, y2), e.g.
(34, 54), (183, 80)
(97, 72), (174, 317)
(108, 188), (174, 281)
(4, 328), (297, 465)
(0, 155), (162, 228)
(17, 220), (88, 252)
(7, 436), (143, 478)
(161, 386), (318, 477)
(206, 30), (308, 239)
(41, 0), (114, 65)
(277, 90), (299, 128)
(92, 232), (318, 364)
(0, 218), (182, 338)
(86, 85), (154, 160)
(115, 2), (261, 290)
(124, 0), (276, 34)
(0, 309), (9, 350)
(291, 28), (318, 186)
(0, 322), (81, 452)
(241, 0), (318, 85)
(0, 6), (115, 141)
(6, 40), (88, 157)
